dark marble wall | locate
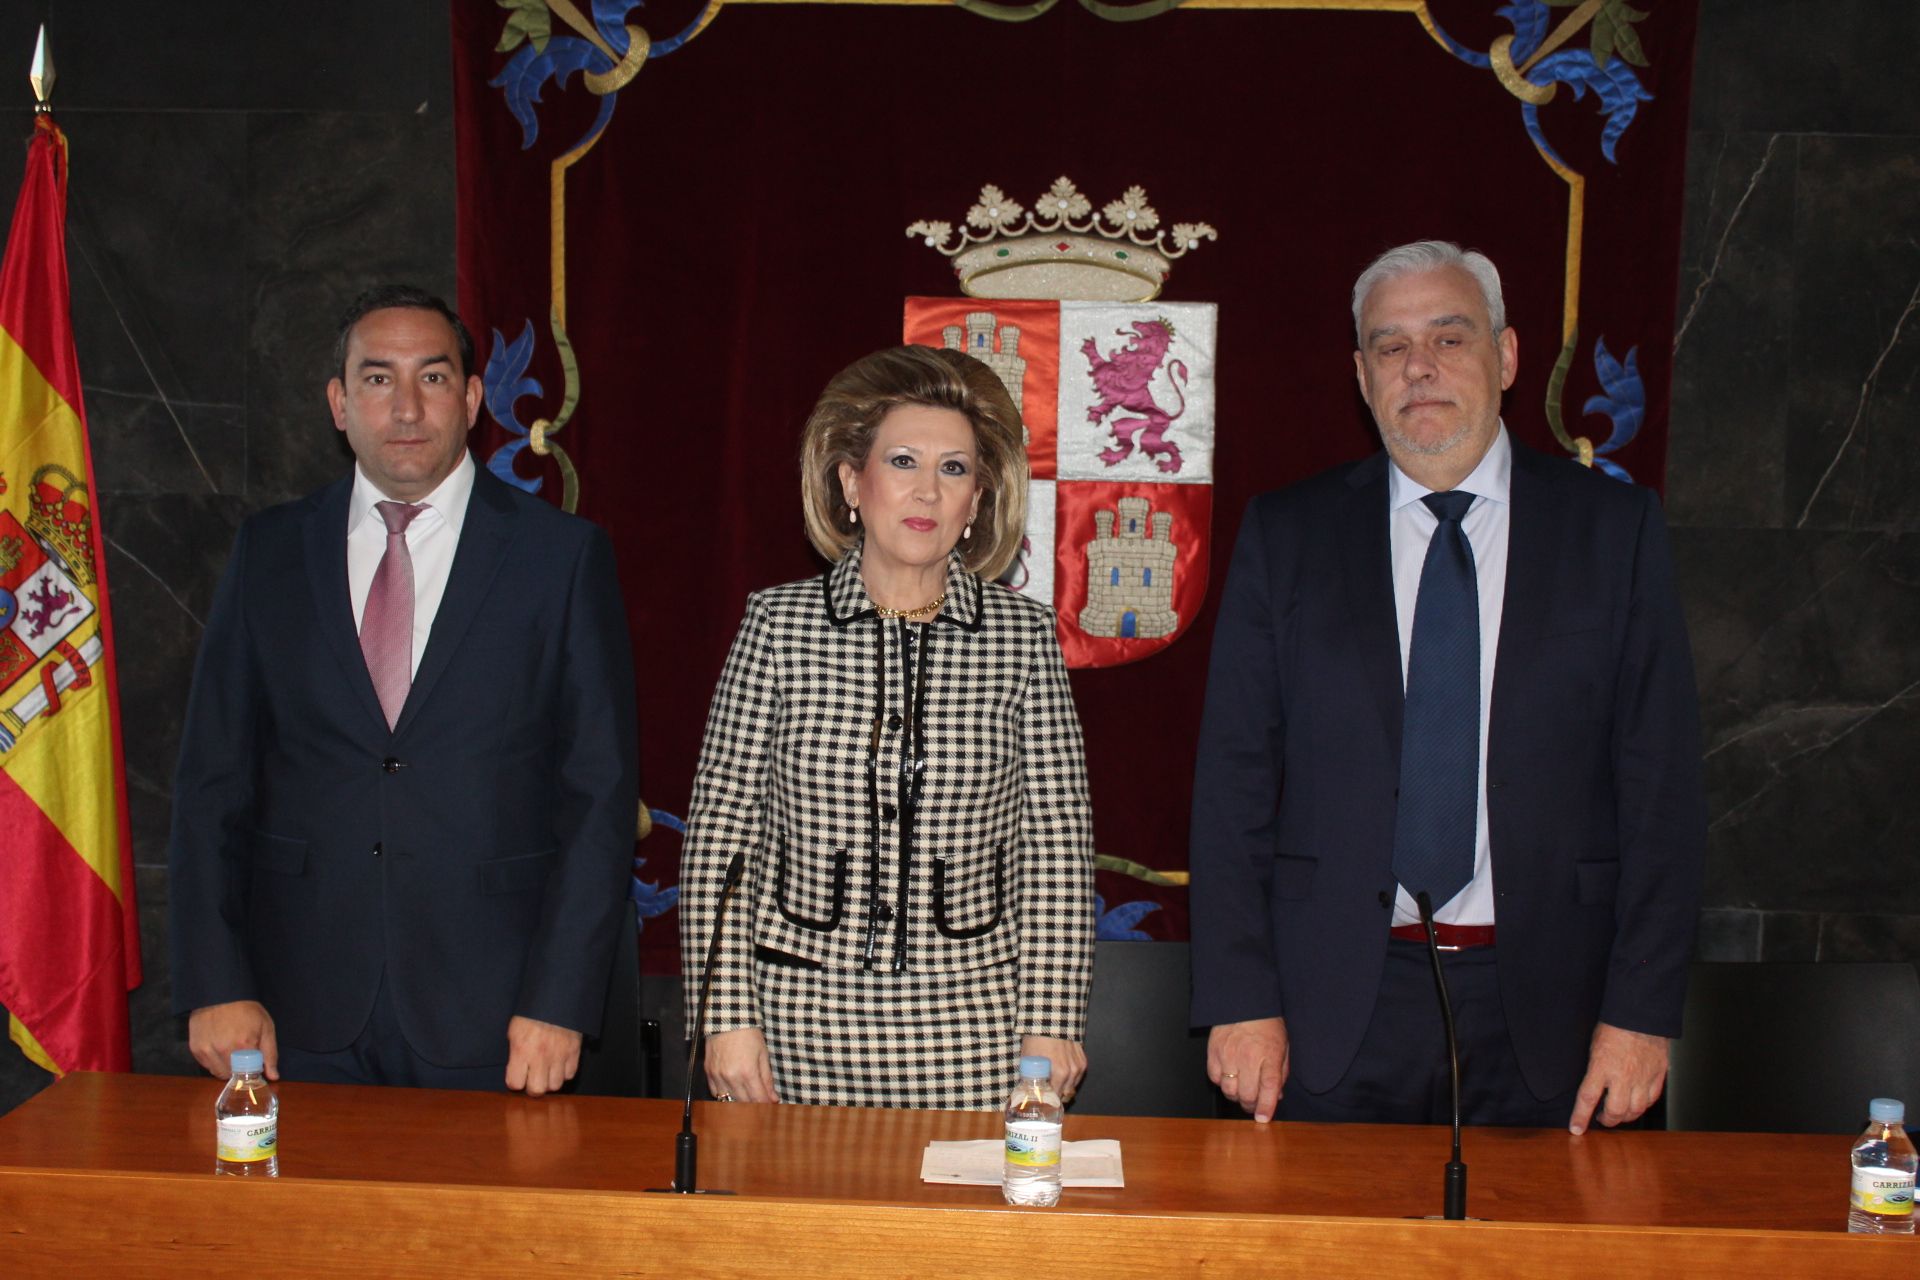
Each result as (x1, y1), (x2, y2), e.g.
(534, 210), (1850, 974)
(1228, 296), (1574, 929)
(1, 1), (1913, 1116)
(1671, 0), (1920, 964)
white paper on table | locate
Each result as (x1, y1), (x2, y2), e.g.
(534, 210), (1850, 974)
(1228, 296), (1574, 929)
(919, 1139), (1124, 1187)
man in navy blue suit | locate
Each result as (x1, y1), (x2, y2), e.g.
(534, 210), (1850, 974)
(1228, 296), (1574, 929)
(1189, 242), (1704, 1132)
(169, 286), (638, 1094)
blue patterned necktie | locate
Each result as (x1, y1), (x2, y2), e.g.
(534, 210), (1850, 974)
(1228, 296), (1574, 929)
(1391, 490), (1479, 909)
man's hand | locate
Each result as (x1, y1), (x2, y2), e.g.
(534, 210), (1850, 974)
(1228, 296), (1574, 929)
(1569, 1022), (1669, 1135)
(704, 1027), (779, 1103)
(1208, 1017), (1289, 1123)
(187, 1001), (278, 1080)
(505, 1016), (583, 1097)
(1020, 1035), (1087, 1100)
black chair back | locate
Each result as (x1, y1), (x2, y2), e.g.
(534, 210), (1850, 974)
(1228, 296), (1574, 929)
(1073, 941), (1215, 1117)
(1666, 961), (1920, 1134)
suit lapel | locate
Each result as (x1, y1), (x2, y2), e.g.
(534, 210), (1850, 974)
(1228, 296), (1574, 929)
(1492, 441), (1555, 690)
(395, 467), (513, 736)
(1339, 454), (1405, 756)
(304, 476), (393, 736)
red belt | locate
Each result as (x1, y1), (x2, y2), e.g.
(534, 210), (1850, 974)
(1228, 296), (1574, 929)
(1389, 922), (1496, 950)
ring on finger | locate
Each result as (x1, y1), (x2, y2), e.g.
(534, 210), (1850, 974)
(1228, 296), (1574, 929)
(717, 1092), (735, 1102)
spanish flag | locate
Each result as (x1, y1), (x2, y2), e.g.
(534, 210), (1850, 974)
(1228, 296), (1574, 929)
(0, 113), (141, 1074)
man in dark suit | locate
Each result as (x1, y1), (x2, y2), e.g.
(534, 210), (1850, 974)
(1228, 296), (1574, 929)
(1189, 241), (1704, 1132)
(169, 285), (638, 1094)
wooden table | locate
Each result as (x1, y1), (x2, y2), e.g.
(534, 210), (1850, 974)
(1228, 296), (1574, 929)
(0, 1072), (1904, 1276)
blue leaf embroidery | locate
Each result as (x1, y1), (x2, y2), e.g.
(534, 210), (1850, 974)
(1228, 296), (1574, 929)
(1094, 894), (1161, 941)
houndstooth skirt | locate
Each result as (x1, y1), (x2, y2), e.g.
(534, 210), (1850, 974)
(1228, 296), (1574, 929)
(756, 956), (1022, 1111)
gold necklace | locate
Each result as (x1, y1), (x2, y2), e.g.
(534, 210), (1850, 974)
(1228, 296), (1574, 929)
(872, 593), (946, 621)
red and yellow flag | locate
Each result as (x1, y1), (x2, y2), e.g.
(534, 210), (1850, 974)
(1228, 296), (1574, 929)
(0, 113), (140, 1074)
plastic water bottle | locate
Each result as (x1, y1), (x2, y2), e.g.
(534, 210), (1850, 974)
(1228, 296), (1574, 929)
(1003, 1054), (1063, 1207)
(214, 1049), (279, 1177)
(1849, 1097), (1916, 1233)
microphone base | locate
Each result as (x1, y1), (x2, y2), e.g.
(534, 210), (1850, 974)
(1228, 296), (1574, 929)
(643, 1186), (737, 1195)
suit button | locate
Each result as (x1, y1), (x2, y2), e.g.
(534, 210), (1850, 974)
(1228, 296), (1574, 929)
(876, 903), (894, 923)
(1377, 891), (1390, 908)
(382, 757), (402, 773)
(881, 804), (898, 821)
(372, 842), (383, 857)
(887, 715), (902, 731)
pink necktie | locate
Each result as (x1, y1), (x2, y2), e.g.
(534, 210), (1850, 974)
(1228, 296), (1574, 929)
(361, 500), (424, 729)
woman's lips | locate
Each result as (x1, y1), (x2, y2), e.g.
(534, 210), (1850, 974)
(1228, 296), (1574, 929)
(902, 517), (937, 532)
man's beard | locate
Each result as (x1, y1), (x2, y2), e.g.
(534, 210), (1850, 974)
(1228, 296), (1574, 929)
(1380, 412), (1477, 458)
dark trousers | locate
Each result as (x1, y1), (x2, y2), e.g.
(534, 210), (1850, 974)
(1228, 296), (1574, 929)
(276, 971), (506, 1091)
(1276, 940), (1577, 1128)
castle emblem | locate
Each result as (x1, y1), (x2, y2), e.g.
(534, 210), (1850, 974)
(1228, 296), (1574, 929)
(941, 311), (1029, 444)
(1080, 498), (1178, 640)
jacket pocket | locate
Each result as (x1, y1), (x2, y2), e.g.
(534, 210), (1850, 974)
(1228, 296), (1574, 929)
(1576, 858), (1621, 905)
(1271, 854), (1317, 901)
(250, 831), (308, 876)
(774, 840), (848, 932)
(478, 850), (555, 896)
(932, 845), (1006, 940)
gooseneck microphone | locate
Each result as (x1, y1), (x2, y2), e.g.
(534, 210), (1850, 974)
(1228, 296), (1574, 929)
(1415, 891), (1468, 1221)
(646, 850), (745, 1195)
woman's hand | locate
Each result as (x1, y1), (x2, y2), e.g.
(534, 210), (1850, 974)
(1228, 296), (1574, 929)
(705, 1027), (780, 1103)
(1020, 1035), (1087, 1101)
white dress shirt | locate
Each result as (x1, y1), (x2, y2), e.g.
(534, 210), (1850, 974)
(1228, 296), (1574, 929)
(1387, 425), (1511, 927)
(346, 453), (476, 680)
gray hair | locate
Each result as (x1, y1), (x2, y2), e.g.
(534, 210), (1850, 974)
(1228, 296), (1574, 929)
(1351, 240), (1506, 342)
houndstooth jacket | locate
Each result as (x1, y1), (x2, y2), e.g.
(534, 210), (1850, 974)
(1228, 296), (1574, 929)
(680, 545), (1096, 1041)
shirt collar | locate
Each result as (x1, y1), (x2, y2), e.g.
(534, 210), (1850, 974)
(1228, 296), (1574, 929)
(1387, 422), (1512, 512)
(821, 542), (984, 631)
(348, 450), (477, 535)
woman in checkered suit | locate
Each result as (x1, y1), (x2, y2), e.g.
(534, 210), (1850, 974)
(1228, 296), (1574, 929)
(680, 345), (1096, 1110)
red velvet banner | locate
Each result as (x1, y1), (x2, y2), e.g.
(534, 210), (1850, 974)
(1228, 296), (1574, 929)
(452, 1), (1697, 967)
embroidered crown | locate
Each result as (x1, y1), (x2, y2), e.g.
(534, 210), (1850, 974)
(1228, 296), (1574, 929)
(907, 177), (1216, 303)
(27, 463), (94, 588)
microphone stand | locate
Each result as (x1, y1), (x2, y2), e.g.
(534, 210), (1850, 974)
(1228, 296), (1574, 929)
(646, 850), (745, 1195)
(1415, 891), (1468, 1221)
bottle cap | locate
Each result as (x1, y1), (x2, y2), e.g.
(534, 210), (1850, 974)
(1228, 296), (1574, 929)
(1869, 1098), (1905, 1124)
(1018, 1055), (1052, 1080)
(230, 1049), (265, 1074)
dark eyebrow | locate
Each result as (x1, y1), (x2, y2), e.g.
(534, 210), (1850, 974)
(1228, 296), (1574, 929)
(355, 353), (455, 374)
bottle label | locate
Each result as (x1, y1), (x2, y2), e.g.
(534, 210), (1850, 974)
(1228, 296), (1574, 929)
(216, 1115), (278, 1163)
(1005, 1120), (1062, 1169)
(1851, 1166), (1916, 1217)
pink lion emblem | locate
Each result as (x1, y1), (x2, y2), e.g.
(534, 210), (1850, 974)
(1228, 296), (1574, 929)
(23, 577), (79, 640)
(1081, 319), (1190, 474)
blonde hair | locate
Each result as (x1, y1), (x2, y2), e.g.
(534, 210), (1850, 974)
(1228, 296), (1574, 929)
(799, 345), (1028, 580)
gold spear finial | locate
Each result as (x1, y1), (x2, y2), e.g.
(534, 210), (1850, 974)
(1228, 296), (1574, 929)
(29, 24), (54, 112)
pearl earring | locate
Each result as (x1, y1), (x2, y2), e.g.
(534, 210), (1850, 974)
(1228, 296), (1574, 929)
(849, 506), (859, 525)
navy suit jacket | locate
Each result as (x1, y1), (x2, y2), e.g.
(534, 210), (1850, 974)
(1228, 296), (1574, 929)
(1189, 441), (1705, 1099)
(169, 463), (639, 1068)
